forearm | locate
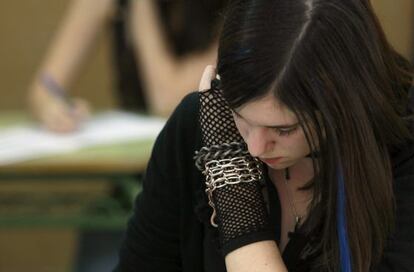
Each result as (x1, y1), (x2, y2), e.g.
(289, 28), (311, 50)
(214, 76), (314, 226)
(27, 0), (111, 129)
(225, 241), (288, 272)
(148, 46), (218, 116)
(130, 0), (218, 116)
(196, 76), (285, 271)
(34, 0), (115, 88)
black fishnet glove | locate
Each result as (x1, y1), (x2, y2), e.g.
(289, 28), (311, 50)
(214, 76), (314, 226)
(195, 81), (274, 256)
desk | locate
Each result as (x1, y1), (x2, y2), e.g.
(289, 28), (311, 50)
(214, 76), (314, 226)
(0, 111), (157, 230)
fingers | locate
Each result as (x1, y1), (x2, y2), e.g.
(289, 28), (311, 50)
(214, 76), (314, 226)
(71, 98), (91, 122)
(199, 65), (216, 92)
(42, 99), (78, 132)
(29, 85), (92, 133)
(42, 105), (78, 133)
(38, 96), (91, 133)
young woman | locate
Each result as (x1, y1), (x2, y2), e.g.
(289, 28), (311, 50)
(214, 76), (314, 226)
(115, 0), (414, 271)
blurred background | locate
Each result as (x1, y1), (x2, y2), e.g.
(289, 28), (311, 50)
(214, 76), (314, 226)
(0, 0), (412, 271)
(1, 0), (115, 111)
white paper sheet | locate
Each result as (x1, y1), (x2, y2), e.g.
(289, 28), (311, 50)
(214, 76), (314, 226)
(0, 111), (166, 165)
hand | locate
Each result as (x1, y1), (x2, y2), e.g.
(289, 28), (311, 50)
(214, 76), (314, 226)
(29, 84), (90, 133)
(197, 65), (243, 146)
(198, 65), (216, 91)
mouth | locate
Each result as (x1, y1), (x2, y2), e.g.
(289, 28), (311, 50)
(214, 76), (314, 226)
(259, 157), (284, 165)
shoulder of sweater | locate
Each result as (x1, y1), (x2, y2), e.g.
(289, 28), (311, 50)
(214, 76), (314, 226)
(162, 91), (199, 130)
(173, 92), (200, 123)
(391, 139), (414, 203)
(392, 139), (414, 177)
(157, 91), (201, 155)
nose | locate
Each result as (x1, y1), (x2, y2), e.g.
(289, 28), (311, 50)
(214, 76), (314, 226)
(245, 127), (273, 157)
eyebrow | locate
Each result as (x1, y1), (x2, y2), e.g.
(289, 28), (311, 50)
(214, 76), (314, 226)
(232, 110), (299, 129)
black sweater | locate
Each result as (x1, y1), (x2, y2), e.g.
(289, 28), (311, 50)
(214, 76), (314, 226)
(115, 92), (414, 271)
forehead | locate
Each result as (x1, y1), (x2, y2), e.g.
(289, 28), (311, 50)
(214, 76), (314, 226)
(235, 93), (297, 126)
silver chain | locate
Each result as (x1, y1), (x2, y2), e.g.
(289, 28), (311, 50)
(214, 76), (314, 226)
(195, 143), (263, 227)
(194, 142), (247, 170)
(283, 168), (302, 230)
(204, 156), (263, 227)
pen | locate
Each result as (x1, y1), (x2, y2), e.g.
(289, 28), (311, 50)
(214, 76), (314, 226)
(40, 72), (74, 108)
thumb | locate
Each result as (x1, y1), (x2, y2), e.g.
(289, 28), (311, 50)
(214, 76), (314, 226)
(199, 65), (217, 92)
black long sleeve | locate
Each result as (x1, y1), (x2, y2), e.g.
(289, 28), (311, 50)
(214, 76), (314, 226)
(115, 93), (202, 272)
(372, 146), (414, 272)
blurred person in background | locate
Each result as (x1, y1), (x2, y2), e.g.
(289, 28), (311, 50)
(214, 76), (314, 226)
(27, 0), (228, 133)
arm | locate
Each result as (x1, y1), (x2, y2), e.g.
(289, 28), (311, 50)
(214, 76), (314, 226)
(28, 0), (115, 132)
(198, 66), (288, 272)
(115, 135), (181, 271)
(225, 241), (288, 272)
(130, 0), (218, 116)
(115, 93), (201, 271)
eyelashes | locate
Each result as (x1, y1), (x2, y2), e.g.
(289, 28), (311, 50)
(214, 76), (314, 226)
(232, 111), (300, 137)
(274, 125), (300, 137)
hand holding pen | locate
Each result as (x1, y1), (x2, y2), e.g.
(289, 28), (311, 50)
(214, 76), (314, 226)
(28, 72), (90, 133)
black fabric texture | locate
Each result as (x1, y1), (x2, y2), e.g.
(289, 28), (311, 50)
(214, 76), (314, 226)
(212, 180), (274, 256)
(198, 89), (242, 145)
(198, 88), (274, 256)
(115, 92), (414, 272)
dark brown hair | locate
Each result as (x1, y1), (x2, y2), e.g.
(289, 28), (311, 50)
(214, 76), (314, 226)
(217, 0), (413, 270)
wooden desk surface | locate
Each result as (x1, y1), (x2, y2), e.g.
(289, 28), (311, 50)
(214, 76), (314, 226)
(0, 111), (156, 176)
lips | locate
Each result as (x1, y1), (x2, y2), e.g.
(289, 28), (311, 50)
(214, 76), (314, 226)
(260, 157), (283, 165)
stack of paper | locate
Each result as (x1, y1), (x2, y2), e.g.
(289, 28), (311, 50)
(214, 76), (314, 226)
(0, 111), (166, 165)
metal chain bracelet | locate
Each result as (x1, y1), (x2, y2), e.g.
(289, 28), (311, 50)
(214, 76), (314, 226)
(194, 142), (248, 171)
(195, 143), (264, 227)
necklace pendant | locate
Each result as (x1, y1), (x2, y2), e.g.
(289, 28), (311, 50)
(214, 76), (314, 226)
(294, 216), (302, 232)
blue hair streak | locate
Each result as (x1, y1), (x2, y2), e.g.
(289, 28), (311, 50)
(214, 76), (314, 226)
(337, 167), (352, 272)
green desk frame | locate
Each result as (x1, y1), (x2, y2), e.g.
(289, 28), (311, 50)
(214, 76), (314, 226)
(0, 111), (156, 230)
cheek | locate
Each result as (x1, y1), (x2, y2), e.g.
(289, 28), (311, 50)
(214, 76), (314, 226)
(234, 118), (248, 139)
(282, 130), (311, 156)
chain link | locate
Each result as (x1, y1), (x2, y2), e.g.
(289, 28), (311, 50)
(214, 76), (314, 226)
(204, 156), (263, 190)
(194, 142), (248, 170)
(195, 144), (264, 227)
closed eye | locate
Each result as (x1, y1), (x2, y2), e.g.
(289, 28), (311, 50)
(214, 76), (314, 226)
(232, 109), (300, 136)
(273, 124), (300, 136)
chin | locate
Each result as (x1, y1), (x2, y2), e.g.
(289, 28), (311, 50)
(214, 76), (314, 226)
(267, 165), (285, 171)
(265, 161), (290, 170)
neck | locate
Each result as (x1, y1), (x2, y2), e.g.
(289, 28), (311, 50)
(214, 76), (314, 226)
(269, 158), (315, 188)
